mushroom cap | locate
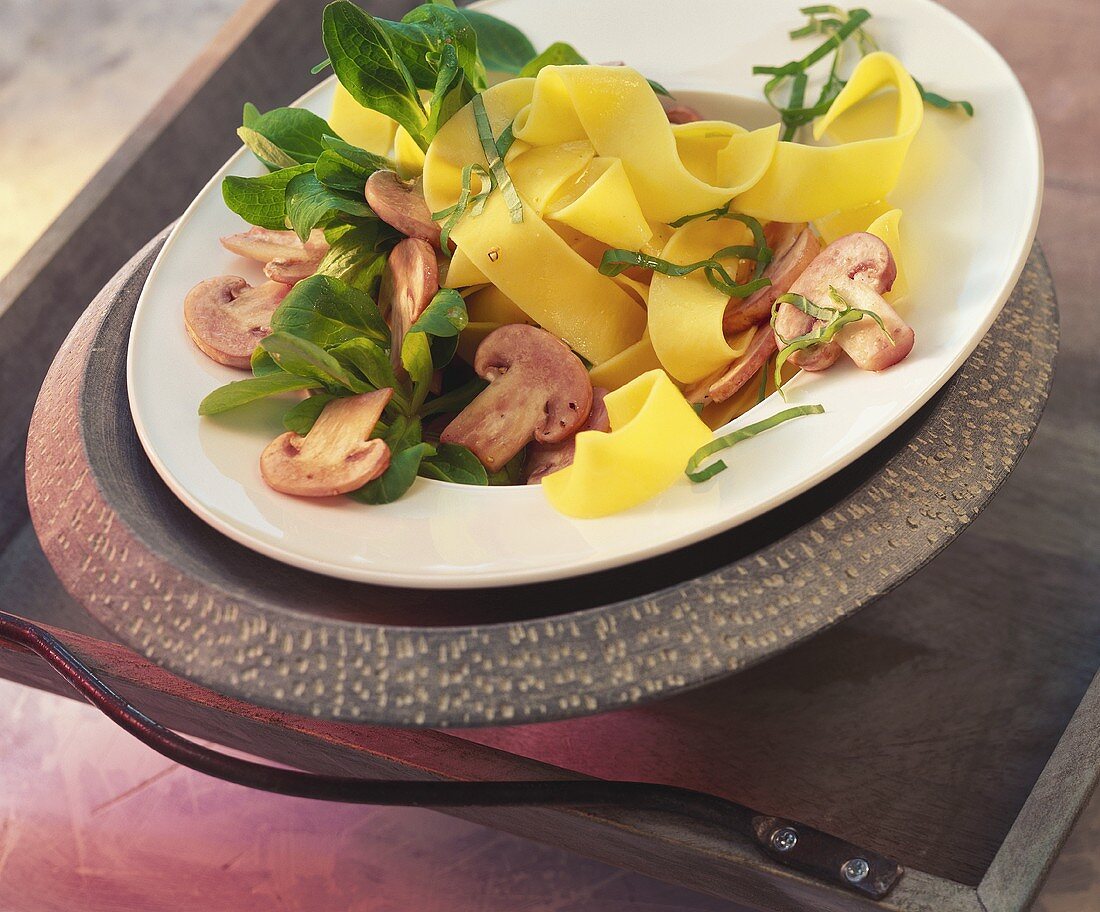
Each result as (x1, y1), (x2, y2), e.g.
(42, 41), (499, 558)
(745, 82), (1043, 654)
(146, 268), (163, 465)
(474, 324), (594, 443)
(183, 276), (289, 369)
(777, 232), (897, 371)
(365, 170), (442, 249)
(525, 387), (610, 484)
(381, 237), (440, 376)
(220, 227), (329, 286)
(441, 325), (593, 470)
(260, 389), (393, 497)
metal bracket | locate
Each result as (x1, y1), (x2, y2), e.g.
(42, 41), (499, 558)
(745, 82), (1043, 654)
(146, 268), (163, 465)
(0, 609), (902, 900)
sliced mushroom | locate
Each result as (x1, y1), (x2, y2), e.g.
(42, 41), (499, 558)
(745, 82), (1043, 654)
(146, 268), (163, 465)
(220, 227), (329, 286)
(773, 232), (898, 371)
(260, 389), (393, 497)
(664, 104), (703, 124)
(685, 324), (779, 405)
(440, 325), (593, 470)
(380, 238), (439, 376)
(365, 170), (442, 248)
(833, 280), (915, 371)
(524, 388), (610, 484)
(183, 276), (289, 369)
(723, 227), (822, 334)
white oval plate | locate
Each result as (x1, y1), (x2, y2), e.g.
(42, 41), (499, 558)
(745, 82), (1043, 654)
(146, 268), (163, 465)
(128, 0), (1041, 589)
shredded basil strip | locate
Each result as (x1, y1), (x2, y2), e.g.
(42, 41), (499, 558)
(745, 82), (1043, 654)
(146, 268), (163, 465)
(755, 6), (972, 141)
(433, 163), (491, 249)
(472, 94), (523, 223)
(770, 289), (893, 392)
(666, 204), (772, 279)
(685, 404), (825, 482)
(599, 248), (771, 299)
(756, 353), (773, 404)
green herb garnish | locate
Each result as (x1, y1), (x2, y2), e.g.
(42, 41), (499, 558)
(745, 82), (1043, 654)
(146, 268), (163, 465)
(755, 5), (974, 142)
(770, 288), (893, 393)
(686, 405), (825, 482)
(472, 93), (524, 223)
(667, 203), (772, 279)
(599, 249), (771, 299)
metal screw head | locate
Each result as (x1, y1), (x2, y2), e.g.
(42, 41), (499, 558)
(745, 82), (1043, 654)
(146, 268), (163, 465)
(843, 858), (871, 883)
(770, 827), (799, 852)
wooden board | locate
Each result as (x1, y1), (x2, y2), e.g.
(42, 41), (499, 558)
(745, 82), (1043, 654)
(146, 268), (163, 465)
(2, 0), (1098, 909)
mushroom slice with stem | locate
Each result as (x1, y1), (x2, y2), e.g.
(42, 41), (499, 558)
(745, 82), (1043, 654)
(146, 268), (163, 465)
(183, 276), (289, 369)
(773, 232), (899, 371)
(380, 237), (439, 376)
(219, 227), (329, 286)
(441, 325), (594, 471)
(524, 388), (610, 484)
(260, 389), (393, 497)
(365, 170), (442, 249)
(723, 227), (822, 334)
(685, 323), (779, 405)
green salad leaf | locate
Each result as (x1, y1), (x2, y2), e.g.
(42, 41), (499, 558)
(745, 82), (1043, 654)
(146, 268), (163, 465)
(221, 164), (312, 230)
(239, 105), (337, 165)
(419, 443), (489, 485)
(260, 331), (363, 391)
(460, 8), (536, 74)
(284, 169), (373, 240)
(271, 274), (389, 349)
(282, 391), (338, 434)
(518, 41), (586, 77)
(317, 218), (398, 294)
(350, 416), (433, 504)
(198, 373), (318, 416)
(322, 0), (428, 149)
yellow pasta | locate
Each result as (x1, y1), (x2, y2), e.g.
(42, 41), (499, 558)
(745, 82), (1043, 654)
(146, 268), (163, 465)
(647, 217), (757, 383)
(515, 66), (778, 221)
(587, 331), (663, 391)
(542, 371), (713, 518)
(865, 209), (909, 304)
(444, 246), (489, 288)
(423, 79), (646, 364)
(548, 157), (653, 251)
(509, 141), (595, 214)
(328, 84), (397, 156)
(413, 55), (929, 516)
(465, 285), (534, 325)
(733, 52), (923, 221)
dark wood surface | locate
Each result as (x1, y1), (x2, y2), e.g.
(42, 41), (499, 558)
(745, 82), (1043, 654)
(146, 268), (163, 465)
(1, 1), (1097, 910)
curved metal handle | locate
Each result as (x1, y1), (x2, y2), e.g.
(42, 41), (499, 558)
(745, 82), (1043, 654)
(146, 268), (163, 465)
(0, 609), (901, 899)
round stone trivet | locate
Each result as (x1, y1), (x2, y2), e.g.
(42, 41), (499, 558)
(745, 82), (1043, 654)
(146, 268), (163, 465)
(25, 232), (1058, 727)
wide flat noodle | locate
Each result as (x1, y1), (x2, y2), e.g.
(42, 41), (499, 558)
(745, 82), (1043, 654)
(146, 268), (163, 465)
(423, 79), (645, 364)
(734, 52), (923, 221)
(587, 331), (663, 390)
(647, 218), (757, 383)
(328, 83), (397, 156)
(510, 141), (595, 214)
(541, 370), (712, 518)
(515, 66), (779, 221)
(549, 158), (652, 250)
(865, 209), (908, 304)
